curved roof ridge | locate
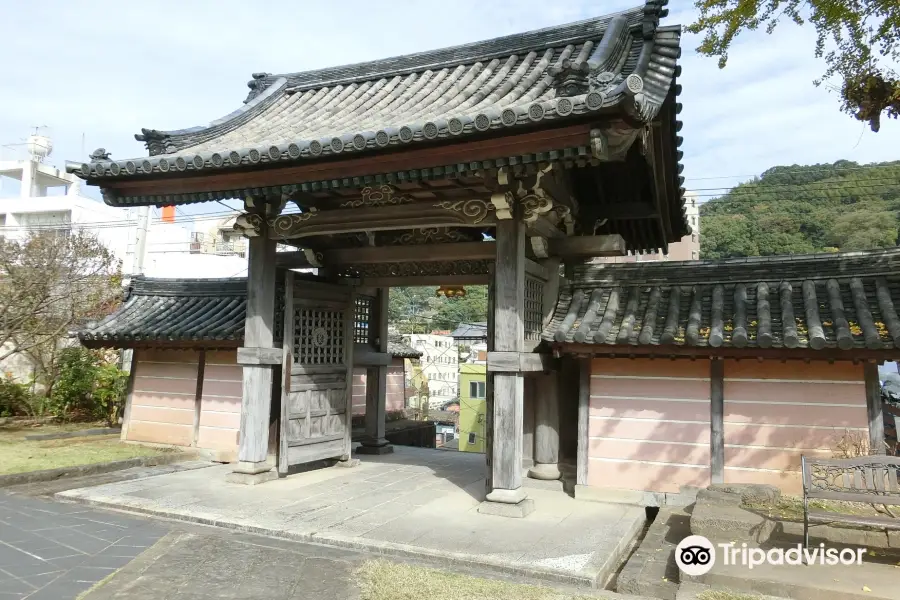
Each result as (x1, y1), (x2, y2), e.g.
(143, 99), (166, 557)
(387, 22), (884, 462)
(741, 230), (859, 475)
(246, 5), (646, 98)
(575, 247), (900, 286)
(134, 78), (288, 155)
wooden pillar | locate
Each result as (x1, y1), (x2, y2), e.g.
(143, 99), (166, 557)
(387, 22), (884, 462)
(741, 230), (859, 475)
(479, 207), (532, 517)
(359, 288), (393, 454)
(528, 372), (560, 480)
(576, 357), (590, 486)
(864, 361), (885, 455)
(710, 358), (725, 484)
(229, 231), (278, 484)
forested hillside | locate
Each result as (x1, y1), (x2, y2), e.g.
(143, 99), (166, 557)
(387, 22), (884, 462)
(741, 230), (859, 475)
(699, 160), (900, 260)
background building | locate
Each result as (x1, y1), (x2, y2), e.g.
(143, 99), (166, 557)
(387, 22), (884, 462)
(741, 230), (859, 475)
(0, 133), (130, 264)
(600, 191), (700, 263)
(407, 333), (458, 409)
(458, 363), (487, 453)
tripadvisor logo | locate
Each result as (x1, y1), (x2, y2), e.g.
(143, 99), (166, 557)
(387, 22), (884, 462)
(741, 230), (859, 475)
(676, 535), (866, 575)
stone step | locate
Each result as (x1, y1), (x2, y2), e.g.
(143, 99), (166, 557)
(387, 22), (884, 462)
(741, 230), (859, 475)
(677, 582), (790, 600)
(687, 554), (900, 600)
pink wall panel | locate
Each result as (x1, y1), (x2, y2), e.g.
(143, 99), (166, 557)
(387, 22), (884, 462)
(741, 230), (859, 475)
(127, 421), (193, 446)
(591, 377), (710, 399)
(126, 349), (200, 448)
(587, 357), (869, 495)
(721, 359), (867, 491)
(589, 358), (711, 493)
(198, 352), (242, 453)
(587, 458), (710, 493)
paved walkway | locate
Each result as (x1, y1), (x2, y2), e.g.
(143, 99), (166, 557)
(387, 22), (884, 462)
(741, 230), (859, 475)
(0, 492), (167, 599)
(57, 446), (644, 587)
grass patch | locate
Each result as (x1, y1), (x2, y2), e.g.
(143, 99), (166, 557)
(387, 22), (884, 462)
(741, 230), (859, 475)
(697, 591), (764, 600)
(0, 422), (173, 475)
(356, 559), (595, 600)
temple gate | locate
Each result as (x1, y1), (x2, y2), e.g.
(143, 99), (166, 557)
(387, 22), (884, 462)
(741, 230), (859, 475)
(67, 0), (688, 516)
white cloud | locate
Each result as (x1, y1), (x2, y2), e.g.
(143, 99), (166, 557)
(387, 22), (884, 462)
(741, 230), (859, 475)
(1, 0), (896, 209)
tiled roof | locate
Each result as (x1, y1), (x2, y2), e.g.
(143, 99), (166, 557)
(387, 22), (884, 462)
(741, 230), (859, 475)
(79, 277), (246, 346)
(387, 339), (423, 359)
(80, 277), (421, 357)
(450, 322), (488, 340)
(69, 1), (680, 180)
(543, 249), (900, 352)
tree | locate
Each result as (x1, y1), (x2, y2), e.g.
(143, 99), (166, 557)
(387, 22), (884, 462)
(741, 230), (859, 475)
(389, 286), (488, 333)
(699, 160), (900, 259)
(687, 1), (900, 131)
(0, 230), (122, 393)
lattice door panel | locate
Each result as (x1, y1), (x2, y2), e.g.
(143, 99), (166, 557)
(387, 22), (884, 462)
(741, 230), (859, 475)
(278, 281), (354, 472)
(524, 275), (544, 342)
(293, 308), (345, 366)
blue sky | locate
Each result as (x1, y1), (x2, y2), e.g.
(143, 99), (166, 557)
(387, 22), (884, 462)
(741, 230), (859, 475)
(2, 0), (898, 216)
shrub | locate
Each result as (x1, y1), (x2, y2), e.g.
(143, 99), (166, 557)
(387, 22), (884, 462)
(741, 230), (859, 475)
(0, 373), (34, 417)
(50, 348), (128, 425)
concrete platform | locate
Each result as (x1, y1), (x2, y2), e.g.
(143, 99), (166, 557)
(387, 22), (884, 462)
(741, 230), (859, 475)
(56, 446), (644, 588)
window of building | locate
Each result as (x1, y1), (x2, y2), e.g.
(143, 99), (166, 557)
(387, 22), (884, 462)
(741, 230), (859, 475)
(692, 251), (699, 259)
(469, 381), (486, 399)
(468, 432), (477, 445)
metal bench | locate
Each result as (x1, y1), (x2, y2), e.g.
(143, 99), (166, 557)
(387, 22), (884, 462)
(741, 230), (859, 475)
(801, 455), (900, 549)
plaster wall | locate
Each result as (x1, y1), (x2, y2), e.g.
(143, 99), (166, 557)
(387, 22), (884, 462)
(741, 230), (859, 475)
(586, 358), (868, 495)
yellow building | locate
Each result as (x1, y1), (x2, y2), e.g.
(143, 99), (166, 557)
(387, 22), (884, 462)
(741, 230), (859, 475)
(458, 364), (486, 453)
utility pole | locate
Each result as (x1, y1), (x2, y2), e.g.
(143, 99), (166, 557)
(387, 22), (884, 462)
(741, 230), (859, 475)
(132, 206), (150, 275)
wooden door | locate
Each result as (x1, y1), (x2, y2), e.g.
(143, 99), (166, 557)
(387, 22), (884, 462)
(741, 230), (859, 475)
(278, 274), (354, 473)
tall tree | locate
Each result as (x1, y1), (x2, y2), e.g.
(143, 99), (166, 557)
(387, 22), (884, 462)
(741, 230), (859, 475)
(700, 160), (900, 259)
(0, 231), (122, 390)
(687, 1), (900, 131)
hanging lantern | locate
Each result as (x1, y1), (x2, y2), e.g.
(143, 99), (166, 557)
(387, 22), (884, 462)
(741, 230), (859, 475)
(436, 285), (467, 298)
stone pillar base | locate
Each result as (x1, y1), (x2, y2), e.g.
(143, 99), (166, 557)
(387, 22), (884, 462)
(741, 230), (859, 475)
(226, 470), (278, 485)
(527, 462), (561, 481)
(485, 487), (527, 504)
(356, 443), (394, 455)
(478, 498), (535, 518)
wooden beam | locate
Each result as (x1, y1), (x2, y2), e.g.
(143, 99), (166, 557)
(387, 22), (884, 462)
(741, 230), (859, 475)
(864, 362), (886, 455)
(277, 271), (294, 476)
(487, 351), (556, 373)
(353, 345), (392, 367)
(236, 347), (282, 365)
(548, 235), (626, 258)
(103, 124), (595, 196)
(331, 242), (495, 264)
(576, 357), (590, 486)
(270, 199), (496, 239)
(485, 210), (529, 507)
(235, 232), (277, 475)
(359, 288), (392, 453)
(710, 359), (725, 484)
(358, 274), (491, 287)
(528, 371), (561, 480)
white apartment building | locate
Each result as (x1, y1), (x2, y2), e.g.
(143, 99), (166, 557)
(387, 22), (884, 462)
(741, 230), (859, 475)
(0, 134), (130, 264)
(408, 333), (459, 409)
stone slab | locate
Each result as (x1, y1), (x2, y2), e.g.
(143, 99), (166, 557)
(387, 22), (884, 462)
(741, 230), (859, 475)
(688, 550), (900, 600)
(691, 501), (775, 544)
(524, 477), (565, 492)
(225, 470), (278, 485)
(477, 498), (535, 518)
(56, 445), (646, 589)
